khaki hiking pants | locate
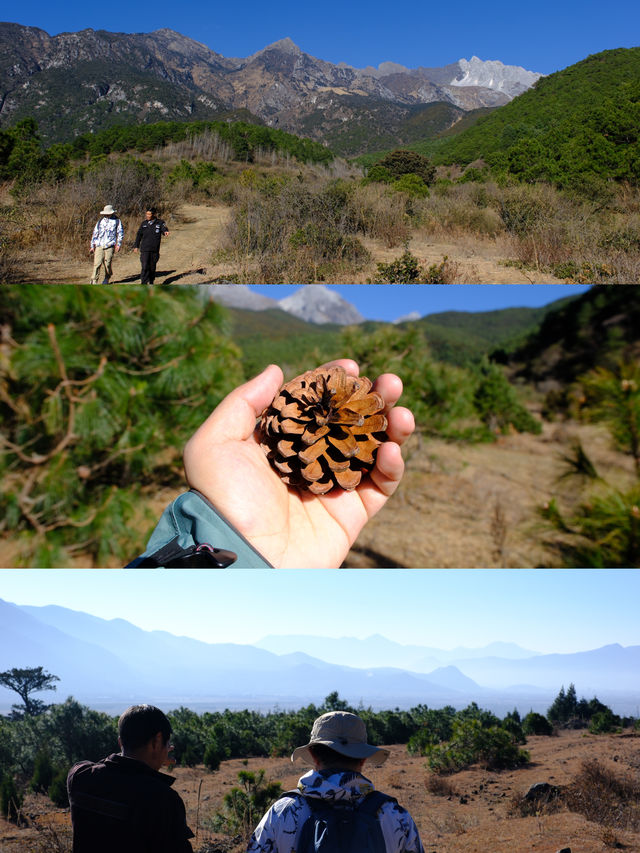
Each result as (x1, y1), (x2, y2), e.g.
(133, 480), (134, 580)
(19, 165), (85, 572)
(91, 246), (116, 283)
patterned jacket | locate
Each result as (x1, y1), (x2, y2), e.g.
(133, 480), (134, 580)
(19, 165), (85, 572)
(246, 769), (425, 853)
(91, 216), (124, 249)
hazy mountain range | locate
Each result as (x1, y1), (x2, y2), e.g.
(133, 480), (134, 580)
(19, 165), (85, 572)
(0, 23), (542, 153)
(1, 600), (638, 716)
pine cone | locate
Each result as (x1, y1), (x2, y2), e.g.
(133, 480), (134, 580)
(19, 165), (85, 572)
(259, 366), (387, 495)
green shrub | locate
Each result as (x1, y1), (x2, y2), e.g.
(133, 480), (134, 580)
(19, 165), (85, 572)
(372, 249), (422, 283)
(407, 708), (456, 754)
(522, 712), (554, 736)
(378, 150), (436, 185)
(425, 718), (530, 774)
(208, 770), (282, 841)
(556, 486), (640, 567)
(1, 773), (23, 822)
(203, 742), (223, 772)
(473, 361), (542, 435)
(392, 173), (430, 197)
(30, 749), (54, 793)
(579, 360), (640, 476)
(589, 709), (621, 734)
(48, 767), (70, 807)
(363, 164), (393, 183)
(167, 159), (219, 189)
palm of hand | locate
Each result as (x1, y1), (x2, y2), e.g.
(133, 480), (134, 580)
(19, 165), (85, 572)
(183, 362), (413, 568)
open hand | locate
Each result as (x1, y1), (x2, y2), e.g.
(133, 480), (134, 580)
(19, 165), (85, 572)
(183, 361), (415, 568)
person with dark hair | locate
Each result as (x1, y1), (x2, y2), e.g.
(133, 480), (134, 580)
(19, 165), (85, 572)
(134, 208), (170, 284)
(67, 704), (193, 853)
(246, 711), (424, 853)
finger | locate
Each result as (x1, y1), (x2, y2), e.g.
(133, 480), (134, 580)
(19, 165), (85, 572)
(317, 358), (360, 376)
(386, 406), (415, 447)
(372, 373), (403, 411)
(358, 441), (405, 518)
(190, 364), (284, 446)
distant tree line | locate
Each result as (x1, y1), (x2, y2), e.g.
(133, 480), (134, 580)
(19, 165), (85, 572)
(0, 116), (334, 186)
(431, 48), (640, 196)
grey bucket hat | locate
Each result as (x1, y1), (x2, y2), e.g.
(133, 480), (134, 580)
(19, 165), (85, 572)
(291, 711), (390, 766)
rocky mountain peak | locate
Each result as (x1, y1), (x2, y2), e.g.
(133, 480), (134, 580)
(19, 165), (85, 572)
(206, 285), (363, 326)
(278, 285), (364, 325)
(452, 56), (543, 97)
(0, 23), (543, 155)
(250, 37), (302, 59)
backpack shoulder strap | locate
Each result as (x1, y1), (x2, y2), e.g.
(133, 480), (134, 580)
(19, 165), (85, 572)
(278, 789), (303, 801)
(356, 791), (397, 817)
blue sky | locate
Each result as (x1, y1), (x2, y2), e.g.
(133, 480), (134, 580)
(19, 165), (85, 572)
(252, 284), (592, 323)
(1, 570), (638, 655)
(7, 0), (639, 75)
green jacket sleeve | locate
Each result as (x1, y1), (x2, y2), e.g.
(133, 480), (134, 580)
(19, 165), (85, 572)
(127, 489), (273, 568)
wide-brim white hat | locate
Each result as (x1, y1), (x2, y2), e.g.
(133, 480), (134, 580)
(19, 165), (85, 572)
(99, 204), (117, 215)
(291, 711), (390, 766)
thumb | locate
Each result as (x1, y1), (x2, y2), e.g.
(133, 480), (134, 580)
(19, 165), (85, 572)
(197, 364), (284, 444)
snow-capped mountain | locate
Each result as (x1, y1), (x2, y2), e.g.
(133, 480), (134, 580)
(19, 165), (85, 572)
(450, 56), (543, 98)
(206, 285), (364, 326)
(278, 286), (364, 325)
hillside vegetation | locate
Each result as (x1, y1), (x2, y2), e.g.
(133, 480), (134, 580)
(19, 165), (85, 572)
(2, 45), (640, 284)
(431, 48), (640, 196)
(503, 284), (640, 385)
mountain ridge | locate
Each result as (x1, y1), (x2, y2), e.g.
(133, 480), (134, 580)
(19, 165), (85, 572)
(0, 23), (542, 153)
(2, 600), (638, 715)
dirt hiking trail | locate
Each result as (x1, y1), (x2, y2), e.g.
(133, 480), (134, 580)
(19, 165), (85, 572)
(24, 203), (562, 284)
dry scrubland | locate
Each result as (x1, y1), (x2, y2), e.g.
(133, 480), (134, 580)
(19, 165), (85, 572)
(345, 419), (636, 568)
(3, 730), (639, 853)
(2, 141), (639, 283)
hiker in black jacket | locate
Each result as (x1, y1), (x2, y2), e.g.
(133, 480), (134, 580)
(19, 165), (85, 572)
(134, 208), (170, 284)
(67, 704), (193, 853)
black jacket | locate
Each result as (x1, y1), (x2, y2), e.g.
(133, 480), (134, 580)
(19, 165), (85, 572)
(135, 218), (168, 252)
(67, 754), (194, 853)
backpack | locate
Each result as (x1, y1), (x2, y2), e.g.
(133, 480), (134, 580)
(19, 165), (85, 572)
(282, 790), (396, 853)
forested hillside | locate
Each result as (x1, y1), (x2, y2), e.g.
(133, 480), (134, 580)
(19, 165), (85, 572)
(432, 48), (640, 194)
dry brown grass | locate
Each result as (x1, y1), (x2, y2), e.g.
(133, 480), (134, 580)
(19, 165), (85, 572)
(426, 774), (460, 798)
(566, 759), (640, 833)
(5, 152), (640, 282)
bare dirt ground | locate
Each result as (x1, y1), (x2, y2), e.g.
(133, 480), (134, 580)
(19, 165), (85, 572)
(4, 729), (639, 853)
(346, 419), (635, 568)
(18, 203), (562, 284)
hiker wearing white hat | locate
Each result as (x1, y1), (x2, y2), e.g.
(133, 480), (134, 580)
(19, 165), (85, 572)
(247, 711), (425, 853)
(90, 204), (124, 284)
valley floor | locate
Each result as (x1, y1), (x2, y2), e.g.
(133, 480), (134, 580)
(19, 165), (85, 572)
(14, 203), (563, 284)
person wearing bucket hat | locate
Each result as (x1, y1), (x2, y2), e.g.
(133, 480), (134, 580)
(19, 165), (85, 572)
(246, 711), (425, 853)
(90, 204), (123, 284)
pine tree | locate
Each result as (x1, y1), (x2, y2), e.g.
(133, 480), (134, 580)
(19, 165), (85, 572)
(0, 285), (244, 566)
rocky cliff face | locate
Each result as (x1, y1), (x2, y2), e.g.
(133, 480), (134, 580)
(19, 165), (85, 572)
(0, 24), (543, 153)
